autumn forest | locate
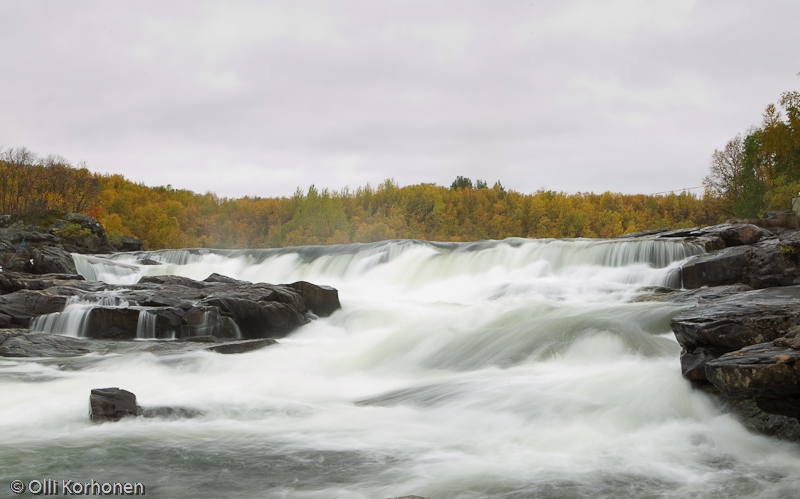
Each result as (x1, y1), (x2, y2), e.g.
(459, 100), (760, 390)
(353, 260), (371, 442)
(2, 87), (798, 251)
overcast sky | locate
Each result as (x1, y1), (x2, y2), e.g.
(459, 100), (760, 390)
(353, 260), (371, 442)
(1, 1), (798, 199)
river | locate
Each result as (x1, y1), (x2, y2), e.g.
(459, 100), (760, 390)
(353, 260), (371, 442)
(2, 238), (799, 498)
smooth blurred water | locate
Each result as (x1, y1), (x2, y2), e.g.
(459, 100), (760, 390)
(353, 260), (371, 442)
(2, 238), (799, 498)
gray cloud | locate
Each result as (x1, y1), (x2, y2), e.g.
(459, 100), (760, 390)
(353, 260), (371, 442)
(1, 0), (798, 198)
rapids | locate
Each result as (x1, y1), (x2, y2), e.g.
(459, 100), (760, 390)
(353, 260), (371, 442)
(2, 238), (799, 498)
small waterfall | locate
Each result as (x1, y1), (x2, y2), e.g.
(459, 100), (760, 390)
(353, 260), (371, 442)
(73, 254), (141, 284)
(29, 293), (132, 337)
(136, 310), (157, 339)
(227, 317), (243, 340)
(29, 297), (94, 337)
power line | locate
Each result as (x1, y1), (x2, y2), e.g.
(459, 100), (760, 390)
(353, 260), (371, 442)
(648, 186), (704, 196)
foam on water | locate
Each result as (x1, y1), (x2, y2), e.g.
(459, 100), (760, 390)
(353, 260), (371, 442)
(2, 238), (798, 498)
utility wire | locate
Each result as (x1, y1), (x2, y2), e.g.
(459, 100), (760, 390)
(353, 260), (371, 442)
(648, 186), (704, 196)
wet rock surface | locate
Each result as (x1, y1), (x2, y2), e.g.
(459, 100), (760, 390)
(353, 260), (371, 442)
(0, 328), (278, 357)
(90, 387), (140, 422)
(660, 222), (800, 439)
(0, 272), (340, 340)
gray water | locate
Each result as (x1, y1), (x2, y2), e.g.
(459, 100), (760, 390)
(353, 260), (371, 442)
(2, 238), (799, 498)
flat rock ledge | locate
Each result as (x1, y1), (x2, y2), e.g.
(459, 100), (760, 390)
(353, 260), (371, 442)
(0, 270), (340, 358)
(650, 220), (800, 440)
(0, 329), (277, 357)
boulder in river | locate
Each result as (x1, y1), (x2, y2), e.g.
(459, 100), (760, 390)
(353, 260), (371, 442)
(288, 280), (341, 317)
(90, 387), (140, 422)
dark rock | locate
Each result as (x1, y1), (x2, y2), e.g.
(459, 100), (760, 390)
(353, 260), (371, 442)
(616, 228), (673, 238)
(177, 307), (240, 339)
(774, 329), (800, 349)
(84, 307), (141, 339)
(678, 235), (800, 290)
(680, 346), (730, 383)
(178, 335), (219, 343)
(0, 330), (277, 358)
(0, 227), (61, 254)
(2, 247), (34, 273)
(0, 290), (67, 327)
(638, 284), (755, 304)
(754, 397), (800, 420)
(90, 388), (140, 423)
(0, 272), (86, 294)
(136, 258), (160, 265)
(204, 273), (249, 284)
(0, 214), (19, 228)
(705, 343), (800, 419)
(720, 396), (800, 441)
(288, 281), (341, 317)
(135, 286), (206, 308)
(65, 213), (108, 241)
(679, 245), (752, 289)
(656, 223), (772, 247)
(671, 286), (800, 350)
(31, 246), (77, 274)
(670, 286), (800, 383)
(201, 295), (307, 339)
(0, 329), (96, 357)
(119, 236), (143, 251)
(138, 275), (207, 289)
(206, 338), (277, 354)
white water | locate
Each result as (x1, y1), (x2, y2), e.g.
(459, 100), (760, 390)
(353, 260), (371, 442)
(136, 310), (157, 340)
(30, 294), (131, 337)
(3, 238), (800, 498)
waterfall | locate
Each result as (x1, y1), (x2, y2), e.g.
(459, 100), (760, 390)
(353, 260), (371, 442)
(29, 294), (131, 337)
(136, 310), (157, 339)
(72, 237), (705, 289)
(29, 297), (94, 337)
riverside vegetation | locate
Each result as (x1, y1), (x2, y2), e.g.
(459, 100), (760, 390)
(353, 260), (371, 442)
(1, 86), (797, 251)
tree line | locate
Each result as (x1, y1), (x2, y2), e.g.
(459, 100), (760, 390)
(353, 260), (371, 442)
(704, 83), (800, 217)
(5, 81), (797, 250)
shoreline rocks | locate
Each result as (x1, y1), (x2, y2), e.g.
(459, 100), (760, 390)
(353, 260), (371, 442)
(656, 221), (800, 440)
(0, 271), (340, 343)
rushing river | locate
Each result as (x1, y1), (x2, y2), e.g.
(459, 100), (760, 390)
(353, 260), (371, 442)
(2, 238), (800, 498)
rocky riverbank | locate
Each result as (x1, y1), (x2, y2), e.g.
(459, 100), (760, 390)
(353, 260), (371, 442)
(0, 271), (340, 353)
(630, 219), (800, 440)
(0, 213), (340, 357)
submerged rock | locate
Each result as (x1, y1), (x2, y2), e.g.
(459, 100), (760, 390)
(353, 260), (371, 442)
(90, 387), (203, 423)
